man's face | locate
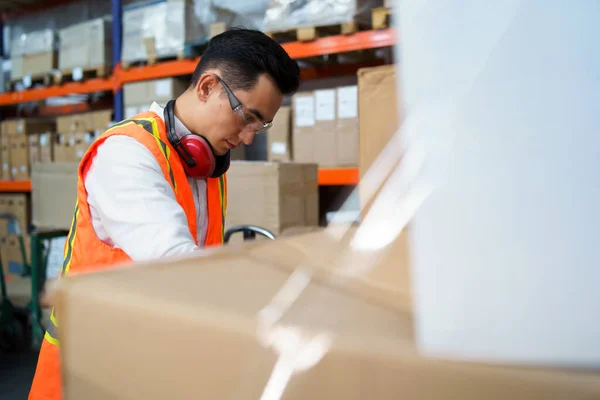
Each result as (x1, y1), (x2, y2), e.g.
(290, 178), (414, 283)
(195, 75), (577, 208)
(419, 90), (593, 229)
(195, 72), (283, 155)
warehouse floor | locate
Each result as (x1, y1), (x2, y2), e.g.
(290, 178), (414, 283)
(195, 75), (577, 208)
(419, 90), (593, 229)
(0, 350), (38, 399)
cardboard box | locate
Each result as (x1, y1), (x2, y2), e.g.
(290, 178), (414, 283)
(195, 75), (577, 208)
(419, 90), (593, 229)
(357, 65), (399, 175)
(31, 163), (79, 230)
(267, 106), (292, 162)
(0, 119), (55, 136)
(53, 230), (600, 400)
(54, 132), (95, 163)
(57, 114), (93, 135)
(225, 162), (318, 236)
(1, 136), (10, 179)
(293, 89), (359, 166)
(59, 18), (112, 71)
(124, 78), (188, 111)
(10, 135), (30, 180)
(336, 85), (359, 166)
(11, 51), (57, 81)
(91, 110), (113, 132)
(0, 234), (25, 276)
(28, 135), (40, 165)
(1, 193), (30, 235)
(39, 133), (55, 163)
(292, 91), (316, 163)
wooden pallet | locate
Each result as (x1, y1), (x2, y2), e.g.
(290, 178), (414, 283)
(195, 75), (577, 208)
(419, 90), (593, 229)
(371, 7), (392, 30)
(10, 73), (53, 90)
(266, 8), (393, 43)
(53, 65), (108, 85)
(121, 52), (185, 70)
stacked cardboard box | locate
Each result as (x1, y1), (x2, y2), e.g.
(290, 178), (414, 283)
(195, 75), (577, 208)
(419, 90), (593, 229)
(59, 18), (112, 72)
(267, 106), (292, 162)
(124, 78), (188, 118)
(0, 119), (55, 180)
(55, 110), (113, 162)
(225, 161), (318, 240)
(10, 29), (57, 82)
(292, 85), (359, 166)
(0, 194), (30, 276)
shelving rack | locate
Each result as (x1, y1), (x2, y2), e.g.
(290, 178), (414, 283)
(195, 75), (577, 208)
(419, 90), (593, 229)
(0, 0), (396, 190)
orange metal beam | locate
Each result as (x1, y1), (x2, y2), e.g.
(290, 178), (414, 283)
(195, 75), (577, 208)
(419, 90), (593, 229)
(318, 168), (359, 186)
(0, 180), (32, 192)
(282, 29), (395, 59)
(118, 58), (199, 84)
(0, 77), (114, 106)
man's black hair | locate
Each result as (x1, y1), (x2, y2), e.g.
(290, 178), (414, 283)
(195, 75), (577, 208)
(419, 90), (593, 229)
(190, 28), (300, 96)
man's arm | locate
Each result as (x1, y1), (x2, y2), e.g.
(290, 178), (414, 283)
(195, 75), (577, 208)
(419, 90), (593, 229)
(85, 135), (200, 262)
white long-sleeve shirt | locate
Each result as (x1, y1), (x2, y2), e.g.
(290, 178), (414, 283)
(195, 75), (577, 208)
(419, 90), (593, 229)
(84, 102), (208, 262)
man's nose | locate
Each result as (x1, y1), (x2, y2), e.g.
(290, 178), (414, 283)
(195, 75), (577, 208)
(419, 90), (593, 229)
(239, 129), (256, 146)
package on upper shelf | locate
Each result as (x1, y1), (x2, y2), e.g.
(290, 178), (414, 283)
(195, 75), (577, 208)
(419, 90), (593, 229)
(59, 18), (113, 71)
(10, 29), (56, 57)
(122, 0), (202, 65)
(263, 0), (382, 32)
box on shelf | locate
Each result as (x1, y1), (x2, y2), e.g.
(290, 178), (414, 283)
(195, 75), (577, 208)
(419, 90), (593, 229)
(0, 233), (28, 276)
(31, 163), (79, 230)
(267, 106), (292, 162)
(39, 133), (55, 163)
(52, 226), (600, 400)
(54, 132), (96, 163)
(59, 18), (112, 72)
(263, 0), (381, 33)
(1, 119), (55, 136)
(1, 136), (10, 180)
(225, 161), (318, 238)
(357, 65), (399, 175)
(124, 78), (188, 118)
(293, 88), (359, 167)
(10, 135), (30, 180)
(10, 29), (57, 81)
(0, 193), (30, 237)
(336, 85), (359, 165)
(122, 1), (201, 65)
(28, 135), (40, 166)
(56, 110), (112, 136)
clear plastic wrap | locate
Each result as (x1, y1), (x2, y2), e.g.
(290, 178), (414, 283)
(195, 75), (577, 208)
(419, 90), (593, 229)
(263, 0), (381, 32)
(193, 0), (270, 35)
(10, 29), (56, 57)
(122, 0), (203, 64)
(58, 18), (112, 71)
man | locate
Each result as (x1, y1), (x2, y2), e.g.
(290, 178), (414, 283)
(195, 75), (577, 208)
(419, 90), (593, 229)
(29, 28), (300, 400)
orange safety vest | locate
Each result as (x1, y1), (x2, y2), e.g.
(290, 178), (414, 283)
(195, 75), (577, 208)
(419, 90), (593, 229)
(28, 111), (227, 400)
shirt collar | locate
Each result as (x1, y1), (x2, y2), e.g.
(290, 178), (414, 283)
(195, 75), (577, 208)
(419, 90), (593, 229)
(149, 101), (191, 140)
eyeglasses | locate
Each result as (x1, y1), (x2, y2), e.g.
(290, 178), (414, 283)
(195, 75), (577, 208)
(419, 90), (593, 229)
(214, 75), (272, 134)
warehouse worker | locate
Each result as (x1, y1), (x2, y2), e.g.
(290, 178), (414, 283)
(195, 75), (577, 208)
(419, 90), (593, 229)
(29, 28), (300, 400)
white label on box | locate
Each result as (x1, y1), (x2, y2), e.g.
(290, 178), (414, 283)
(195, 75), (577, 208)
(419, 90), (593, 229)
(11, 167), (17, 175)
(17, 122), (23, 133)
(315, 89), (336, 121)
(3, 163), (8, 171)
(76, 150), (85, 159)
(271, 142), (287, 155)
(84, 133), (93, 144)
(155, 79), (171, 97)
(337, 86), (358, 119)
(39, 134), (49, 146)
(72, 67), (83, 81)
(125, 107), (137, 119)
(22, 76), (32, 88)
(20, 165), (26, 173)
(294, 96), (315, 127)
(68, 136), (75, 146)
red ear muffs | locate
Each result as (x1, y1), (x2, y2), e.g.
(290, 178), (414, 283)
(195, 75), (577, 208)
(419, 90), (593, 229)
(178, 134), (215, 178)
(164, 99), (230, 179)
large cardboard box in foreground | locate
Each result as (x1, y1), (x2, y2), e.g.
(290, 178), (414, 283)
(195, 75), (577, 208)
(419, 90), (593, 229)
(53, 230), (600, 399)
(31, 163), (78, 230)
(225, 161), (319, 235)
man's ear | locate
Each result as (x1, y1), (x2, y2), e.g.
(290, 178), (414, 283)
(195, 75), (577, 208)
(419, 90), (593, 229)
(195, 74), (217, 102)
